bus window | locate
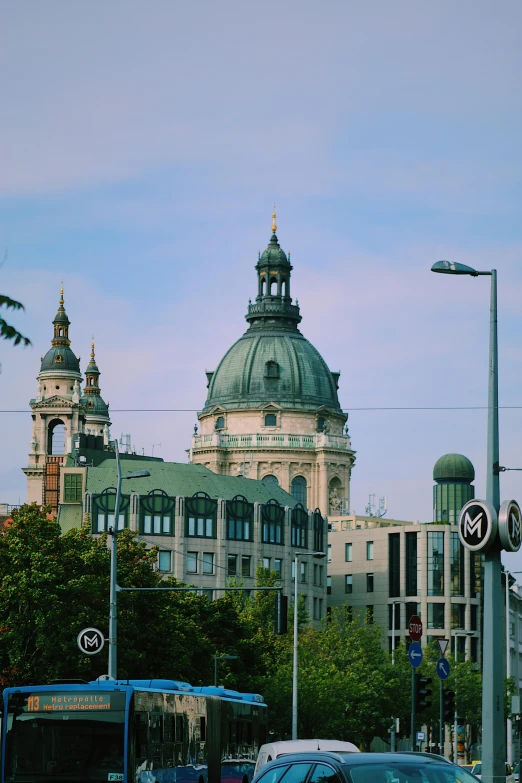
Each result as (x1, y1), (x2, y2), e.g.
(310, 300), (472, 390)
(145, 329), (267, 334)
(200, 716), (206, 742)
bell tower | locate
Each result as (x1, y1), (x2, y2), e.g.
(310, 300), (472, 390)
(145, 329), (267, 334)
(81, 340), (111, 443)
(23, 288), (85, 510)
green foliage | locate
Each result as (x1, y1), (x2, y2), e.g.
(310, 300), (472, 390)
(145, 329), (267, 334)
(0, 293), (31, 347)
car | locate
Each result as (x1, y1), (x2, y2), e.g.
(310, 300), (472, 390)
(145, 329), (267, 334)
(254, 741), (359, 776)
(471, 761), (514, 782)
(251, 750), (480, 783)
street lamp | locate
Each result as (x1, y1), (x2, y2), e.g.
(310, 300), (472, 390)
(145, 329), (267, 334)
(390, 600), (402, 752)
(108, 439), (150, 679)
(432, 260), (503, 779)
(214, 654), (239, 687)
(292, 550), (325, 739)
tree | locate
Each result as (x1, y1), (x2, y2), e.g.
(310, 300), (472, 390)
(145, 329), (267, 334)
(0, 294), (30, 347)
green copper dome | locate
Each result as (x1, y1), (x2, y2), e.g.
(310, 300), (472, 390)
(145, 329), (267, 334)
(202, 217), (343, 414)
(433, 453), (475, 483)
(81, 393), (109, 416)
(40, 346), (81, 374)
(203, 330), (341, 412)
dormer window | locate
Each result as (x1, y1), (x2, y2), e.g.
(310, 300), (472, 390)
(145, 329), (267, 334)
(55, 354), (62, 363)
(215, 416), (225, 430)
(264, 361), (279, 379)
(317, 417), (326, 432)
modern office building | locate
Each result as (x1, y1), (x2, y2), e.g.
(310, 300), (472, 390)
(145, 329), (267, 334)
(327, 455), (482, 660)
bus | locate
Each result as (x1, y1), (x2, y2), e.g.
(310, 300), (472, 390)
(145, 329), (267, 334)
(1, 679), (267, 783)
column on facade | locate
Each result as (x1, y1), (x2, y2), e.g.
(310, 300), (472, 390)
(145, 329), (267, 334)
(173, 497), (185, 582)
(281, 462), (291, 496)
(318, 460), (328, 516)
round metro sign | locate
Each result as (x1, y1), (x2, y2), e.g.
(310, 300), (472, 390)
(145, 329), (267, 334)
(498, 499), (522, 553)
(458, 499), (498, 552)
(408, 615), (422, 641)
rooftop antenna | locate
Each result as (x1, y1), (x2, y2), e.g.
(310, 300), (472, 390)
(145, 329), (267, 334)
(365, 492), (387, 518)
(152, 443), (161, 457)
(119, 434), (132, 454)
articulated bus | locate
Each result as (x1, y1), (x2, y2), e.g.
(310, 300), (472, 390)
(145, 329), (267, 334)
(1, 679), (267, 783)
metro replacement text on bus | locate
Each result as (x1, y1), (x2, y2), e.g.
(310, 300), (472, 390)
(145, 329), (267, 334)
(1, 678), (267, 783)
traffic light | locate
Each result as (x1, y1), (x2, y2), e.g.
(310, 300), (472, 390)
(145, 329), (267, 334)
(442, 688), (455, 722)
(274, 593), (288, 634)
(415, 674), (433, 713)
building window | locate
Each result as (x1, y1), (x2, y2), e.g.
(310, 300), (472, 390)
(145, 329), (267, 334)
(291, 504), (308, 548)
(405, 532), (418, 596)
(451, 604), (466, 629)
(470, 551), (484, 598)
(64, 473), (82, 502)
(405, 602), (418, 627)
(313, 509), (324, 552)
(327, 575), (332, 595)
(328, 544), (332, 563)
(471, 603), (478, 631)
(93, 488), (129, 533)
(428, 532), (444, 596)
(428, 603), (445, 629)
(291, 476), (307, 505)
(345, 575), (353, 594)
(345, 543), (352, 562)
(274, 558), (282, 578)
(317, 417), (326, 432)
(471, 636), (478, 662)
(158, 551), (171, 572)
(202, 552), (214, 574)
(185, 492), (217, 539)
(263, 557), (271, 570)
(366, 606), (374, 624)
(227, 555), (237, 576)
(262, 499), (284, 544)
(450, 532), (465, 596)
(227, 495), (254, 541)
(262, 474), (279, 486)
(367, 573), (374, 593)
(186, 552), (198, 573)
(313, 564), (324, 586)
(215, 416), (225, 429)
(366, 541), (374, 561)
(140, 490), (175, 536)
(313, 598), (324, 620)
(264, 361), (279, 378)
(389, 533), (400, 597)
(264, 413), (277, 427)
(241, 555), (251, 578)
(293, 561), (307, 583)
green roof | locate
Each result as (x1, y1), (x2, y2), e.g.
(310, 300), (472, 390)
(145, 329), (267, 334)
(57, 504), (83, 531)
(85, 458), (298, 506)
(433, 453), (475, 483)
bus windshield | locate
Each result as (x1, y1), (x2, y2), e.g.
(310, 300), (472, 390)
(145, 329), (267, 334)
(5, 690), (126, 782)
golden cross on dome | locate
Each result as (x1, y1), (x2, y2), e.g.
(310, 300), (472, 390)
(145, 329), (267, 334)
(271, 205), (277, 233)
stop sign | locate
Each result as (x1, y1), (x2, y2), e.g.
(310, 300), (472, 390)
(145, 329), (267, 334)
(408, 615), (423, 641)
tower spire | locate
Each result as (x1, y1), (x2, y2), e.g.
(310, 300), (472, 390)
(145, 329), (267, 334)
(271, 206), (277, 234)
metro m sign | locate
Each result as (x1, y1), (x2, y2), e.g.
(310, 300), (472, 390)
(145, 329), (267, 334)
(458, 499), (497, 552)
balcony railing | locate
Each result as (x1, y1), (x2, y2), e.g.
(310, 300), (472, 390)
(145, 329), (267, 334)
(192, 432), (352, 451)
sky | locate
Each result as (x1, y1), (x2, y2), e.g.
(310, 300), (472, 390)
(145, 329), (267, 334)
(1, 1), (522, 566)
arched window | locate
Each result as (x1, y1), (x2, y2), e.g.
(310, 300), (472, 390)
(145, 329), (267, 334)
(262, 498), (285, 544)
(313, 508), (324, 552)
(269, 276), (277, 295)
(317, 417), (326, 432)
(261, 277), (266, 295)
(48, 419), (66, 455)
(140, 489), (175, 536)
(215, 416), (225, 429)
(291, 503), (308, 548)
(264, 361), (279, 379)
(264, 413), (277, 426)
(291, 476), (307, 505)
(328, 476), (343, 515)
(281, 278), (287, 297)
(262, 474), (279, 486)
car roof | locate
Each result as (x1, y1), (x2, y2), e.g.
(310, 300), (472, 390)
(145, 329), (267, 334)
(257, 752), (456, 767)
(260, 740), (360, 754)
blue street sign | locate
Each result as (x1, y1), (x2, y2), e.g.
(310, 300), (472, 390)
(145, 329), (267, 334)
(437, 657), (450, 680)
(408, 641), (423, 668)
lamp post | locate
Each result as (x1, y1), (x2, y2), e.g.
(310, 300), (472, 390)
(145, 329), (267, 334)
(390, 600), (402, 752)
(292, 550), (325, 740)
(451, 630), (474, 764)
(432, 260), (503, 780)
(108, 439), (150, 680)
(214, 654), (239, 687)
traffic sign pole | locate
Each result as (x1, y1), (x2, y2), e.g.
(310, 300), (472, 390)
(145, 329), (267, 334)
(439, 680), (443, 754)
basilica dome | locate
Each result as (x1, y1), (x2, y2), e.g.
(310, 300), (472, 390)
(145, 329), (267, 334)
(202, 219), (343, 415)
(40, 345), (81, 374)
(203, 329), (342, 412)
